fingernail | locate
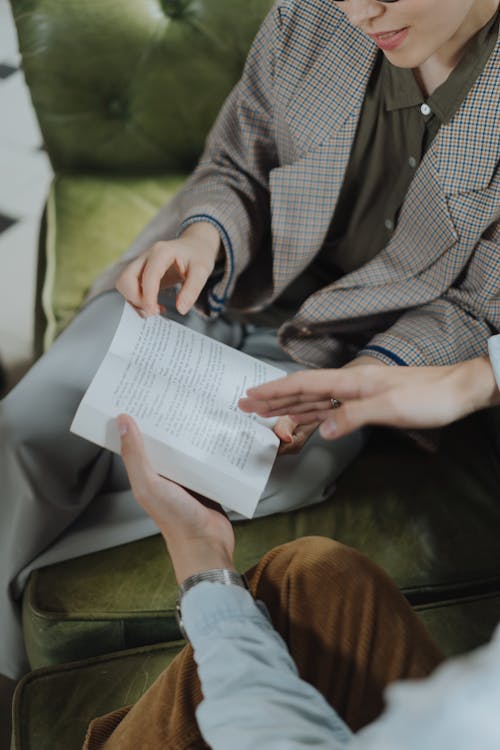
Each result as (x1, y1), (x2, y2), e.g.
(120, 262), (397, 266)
(117, 416), (128, 436)
(321, 419), (337, 438)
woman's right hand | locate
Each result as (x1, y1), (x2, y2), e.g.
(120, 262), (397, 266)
(116, 221), (221, 317)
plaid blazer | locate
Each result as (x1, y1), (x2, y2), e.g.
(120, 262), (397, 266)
(91, 0), (500, 368)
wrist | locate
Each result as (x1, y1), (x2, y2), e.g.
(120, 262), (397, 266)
(458, 356), (500, 413)
(344, 354), (387, 369)
(180, 221), (221, 261)
(175, 568), (249, 643)
(164, 535), (236, 584)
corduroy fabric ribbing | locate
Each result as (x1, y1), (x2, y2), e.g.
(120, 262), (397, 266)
(84, 538), (444, 749)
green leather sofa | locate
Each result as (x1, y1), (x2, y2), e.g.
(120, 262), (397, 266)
(10, 1), (500, 748)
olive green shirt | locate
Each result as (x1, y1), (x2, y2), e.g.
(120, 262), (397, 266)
(271, 9), (499, 318)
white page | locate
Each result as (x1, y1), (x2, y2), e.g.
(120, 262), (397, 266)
(71, 303), (285, 517)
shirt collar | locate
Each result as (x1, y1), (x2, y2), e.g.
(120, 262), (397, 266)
(383, 61), (423, 112)
(383, 8), (499, 124)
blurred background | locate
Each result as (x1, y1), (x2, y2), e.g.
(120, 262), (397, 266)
(0, 0), (53, 395)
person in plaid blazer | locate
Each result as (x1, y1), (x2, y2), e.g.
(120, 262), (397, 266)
(93, 0), (500, 374)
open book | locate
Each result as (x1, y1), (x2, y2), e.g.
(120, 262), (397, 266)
(71, 303), (285, 518)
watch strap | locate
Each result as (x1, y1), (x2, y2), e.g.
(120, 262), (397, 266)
(176, 569), (249, 643)
(178, 569), (248, 599)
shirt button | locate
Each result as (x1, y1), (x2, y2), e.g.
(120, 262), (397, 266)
(408, 156), (417, 168)
(420, 103), (432, 116)
(384, 218), (394, 231)
(298, 326), (312, 335)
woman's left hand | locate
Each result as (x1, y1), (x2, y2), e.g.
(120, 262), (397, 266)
(274, 416), (320, 454)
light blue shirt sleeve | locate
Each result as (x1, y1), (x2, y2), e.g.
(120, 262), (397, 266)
(182, 581), (354, 749)
(487, 334), (500, 389)
(351, 624), (500, 750)
(182, 582), (500, 750)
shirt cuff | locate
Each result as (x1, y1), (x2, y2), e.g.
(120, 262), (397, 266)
(182, 581), (270, 645)
(358, 344), (408, 366)
(488, 334), (500, 389)
(179, 214), (234, 314)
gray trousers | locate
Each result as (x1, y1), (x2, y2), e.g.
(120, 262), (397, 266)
(0, 291), (365, 679)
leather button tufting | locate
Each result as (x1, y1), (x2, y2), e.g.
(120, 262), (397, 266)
(161, 0), (193, 19)
(107, 98), (128, 119)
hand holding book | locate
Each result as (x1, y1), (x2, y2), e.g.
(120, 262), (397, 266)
(117, 413), (236, 584)
(71, 303), (285, 518)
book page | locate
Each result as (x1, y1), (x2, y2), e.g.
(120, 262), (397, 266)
(71, 303), (286, 517)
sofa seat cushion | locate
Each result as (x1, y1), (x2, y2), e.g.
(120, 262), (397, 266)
(13, 596), (500, 750)
(40, 174), (186, 350)
(11, 642), (183, 750)
(23, 411), (500, 669)
(415, 593), (500, 658)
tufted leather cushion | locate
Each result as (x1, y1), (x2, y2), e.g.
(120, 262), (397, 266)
(13, 0), (274, 173)
(11, 642), (183, 750)
(23, 414), (500, 670)
(13, 0), (274, 350)
(41, 174), (185, 346)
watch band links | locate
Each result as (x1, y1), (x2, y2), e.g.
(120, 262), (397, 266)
(176, 569), (249, 643)
(178, 568), (248, 599)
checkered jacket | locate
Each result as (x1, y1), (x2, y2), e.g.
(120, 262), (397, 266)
(91, 0), (500, 368)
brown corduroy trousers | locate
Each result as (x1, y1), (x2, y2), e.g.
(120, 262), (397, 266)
(84, 537), (444, 749)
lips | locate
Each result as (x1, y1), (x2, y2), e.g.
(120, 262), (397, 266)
(369, 27), (409, 52)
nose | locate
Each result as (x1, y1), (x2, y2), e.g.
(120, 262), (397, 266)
(346, 0), (385, 28)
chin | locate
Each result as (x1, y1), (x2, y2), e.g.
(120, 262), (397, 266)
(383, 47), (427, 69)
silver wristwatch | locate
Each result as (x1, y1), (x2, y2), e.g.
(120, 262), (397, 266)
(175, 569), (249, 642)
